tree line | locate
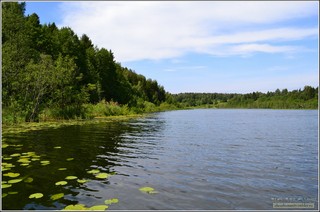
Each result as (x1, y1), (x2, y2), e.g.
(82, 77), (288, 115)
(172, 86), (318, 109)
(2, 2), (167, 123)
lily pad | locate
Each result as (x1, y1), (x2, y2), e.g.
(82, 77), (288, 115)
(54, 146), (62, 149)
(65, 176), (77, 180)
(104, 198), (119, 205)
(17, 158), (30, 163)
(3, 163), (15, 168)
(3, 172), (20, 178)
(64, 204), (87, 210)
(2, 184), (12, 189)
(29, 193), (43, 199)
(87, 169), (100, 174)
(58, 168), (67, 171)
(139, 186), (158, 194)
(24, 177), (34, 183)
(2, 193), (8, 198)
(3, 157), (12, 160)
(66, 158), (74, 161)
(10, 153), (21, 157)
(8, 179), (23, 184)
(8, 191), (18, 195)
(89, 205), (108, 210)
(2, 144), (9, 148)
(77, 179), (89, 184)
(55, 181), (68, 186)
(50, 193), (64, 200)
(95, 173), (109, 179)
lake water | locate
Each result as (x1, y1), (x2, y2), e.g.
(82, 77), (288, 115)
(2, 109), (318, 210)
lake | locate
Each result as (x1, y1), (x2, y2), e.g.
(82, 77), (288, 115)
(2, 109), (318, 210)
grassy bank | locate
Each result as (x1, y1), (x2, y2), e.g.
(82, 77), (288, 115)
(2, 100), (179, 133)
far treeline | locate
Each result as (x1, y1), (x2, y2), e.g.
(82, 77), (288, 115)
(172, 86), (318, 109)
(2, 3), (318, 125)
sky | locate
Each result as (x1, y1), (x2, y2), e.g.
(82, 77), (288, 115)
(25, 1), (319, 94)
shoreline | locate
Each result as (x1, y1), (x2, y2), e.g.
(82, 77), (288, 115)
(2, 107), (318, 135)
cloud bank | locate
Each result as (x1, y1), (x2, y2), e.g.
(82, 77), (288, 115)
(60, 1), (318, 62)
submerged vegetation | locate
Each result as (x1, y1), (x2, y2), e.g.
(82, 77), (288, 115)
(2, 2), (318, 126)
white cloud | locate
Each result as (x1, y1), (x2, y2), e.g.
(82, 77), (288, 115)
(59, 1), (318, 62)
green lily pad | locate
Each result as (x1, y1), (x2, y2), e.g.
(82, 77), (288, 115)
(55, 181), (68, 186)
(31, 158), (40, 161)
(8, 179), (23, 184)
(87, 169), (100, 174)
(54, 146), (62, 149)
(3, 163), (15, 168)
(139, 186), (158, 194)
(10, 153), (21, 157)
(65, 176), (77, 180)
(64, 204), (87, 210)
(3, 157), (12, 160)
(2, 193), (8, 198)
(17, 158), (30, 163)
(89, 205), (108, 210)
(66, 158), (74, 161)
(8, 191), (18, 195)
(29, 193), (43, 199)
(2, 184), (12, 189)
(24, 177), (33, 183)
(95, 173), (109, 179)
(40, 160), (50, 164)
(58, 168), (67, 171)
(77, 179), (89, 184)
(104, 198), (119, 205)
(50, 193), (64, 200)
(2, 144), (9, 148)
(3, 172), (20, 178)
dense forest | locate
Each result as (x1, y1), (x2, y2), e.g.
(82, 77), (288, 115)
(2, 2), (168, 123)
(2, 2), (318, 124)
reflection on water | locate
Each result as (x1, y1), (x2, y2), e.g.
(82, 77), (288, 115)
(2, 109), (318, 210)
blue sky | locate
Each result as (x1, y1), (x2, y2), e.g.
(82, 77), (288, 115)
(25, 1), (318, 94)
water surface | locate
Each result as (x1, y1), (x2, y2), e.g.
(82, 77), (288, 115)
(2, 109), (318, 210)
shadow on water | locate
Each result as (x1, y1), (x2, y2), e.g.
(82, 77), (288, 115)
(2, 116), (165, 210)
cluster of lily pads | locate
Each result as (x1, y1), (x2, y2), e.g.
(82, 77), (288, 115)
(2, 149), (43, 195)
(62, 198), (119, 210)
(2, 140), (158, 210)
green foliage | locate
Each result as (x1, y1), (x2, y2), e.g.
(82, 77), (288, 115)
(173, 86), (318, 109)
(2, 2), (168, 124)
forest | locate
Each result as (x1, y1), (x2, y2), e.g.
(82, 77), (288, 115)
(2, 2), (318, 125)
(2, 2), (169, 124)
(172, 86), (318, 109)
